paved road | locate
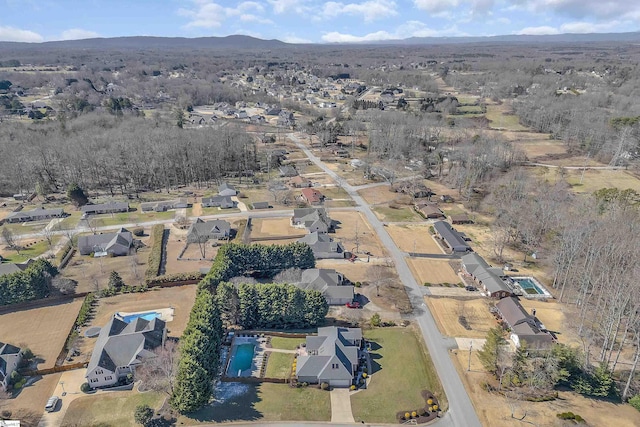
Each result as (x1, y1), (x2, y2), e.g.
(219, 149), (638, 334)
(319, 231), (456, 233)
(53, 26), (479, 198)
(290, 133), (481, 427)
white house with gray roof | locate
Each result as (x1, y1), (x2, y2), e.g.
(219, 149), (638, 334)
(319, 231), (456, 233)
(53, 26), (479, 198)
(77, 228), (133, 256)
(86, 314), (166, 389)
(296, 327), (362, 387)
(187, 219), (231, 243)
(0, 342), (23, 391)
(297, 268), (353, 305)
(292, 208), (333, 234)
(298, 232), (345, 259)
(81, 201), (129, 215)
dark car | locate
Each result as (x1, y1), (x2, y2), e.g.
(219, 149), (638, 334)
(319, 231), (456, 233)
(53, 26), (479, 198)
(465, 285), (477, 291)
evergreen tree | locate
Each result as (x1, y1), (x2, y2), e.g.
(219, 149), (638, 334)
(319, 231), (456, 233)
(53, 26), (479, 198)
(108, 271), (125, 290)
(170, 356), (212, 413)
(134, 404), (153, 426)
(66, 183), (88, 207)
(478, 327), (507, 376)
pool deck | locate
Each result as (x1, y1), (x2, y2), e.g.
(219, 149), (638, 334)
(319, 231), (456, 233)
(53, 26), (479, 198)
(116, 307), (175, 322)
(509, 276), (552, 298)
(226, 335), (269, 378)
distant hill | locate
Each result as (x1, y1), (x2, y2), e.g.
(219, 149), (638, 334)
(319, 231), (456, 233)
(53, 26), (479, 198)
(0, 35), (289, 51)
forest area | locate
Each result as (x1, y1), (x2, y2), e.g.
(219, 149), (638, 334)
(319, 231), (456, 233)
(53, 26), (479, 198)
(2, 38), (640, 409)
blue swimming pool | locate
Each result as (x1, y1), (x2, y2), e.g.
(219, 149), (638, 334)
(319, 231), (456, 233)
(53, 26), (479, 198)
(119, 312), (159, 323)
(227, 343), (255, 376)
(513, 278), (544, 295)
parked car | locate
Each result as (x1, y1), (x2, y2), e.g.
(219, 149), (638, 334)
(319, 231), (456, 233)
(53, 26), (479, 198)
(345, 301), (360, 309)
(45, 396), (59, 412)
(465, 285), (477, 292)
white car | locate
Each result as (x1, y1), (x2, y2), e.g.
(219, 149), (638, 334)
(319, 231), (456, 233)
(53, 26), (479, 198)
(45, 396), (59, 412)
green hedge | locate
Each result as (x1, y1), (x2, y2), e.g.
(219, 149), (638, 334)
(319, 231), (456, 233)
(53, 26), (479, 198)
(75, 293), (96, 327)
(57, 241), (73, 263)
(0, 259), (58, 306)
(145, 272), (204, 286)
(145, 224), (165, 279)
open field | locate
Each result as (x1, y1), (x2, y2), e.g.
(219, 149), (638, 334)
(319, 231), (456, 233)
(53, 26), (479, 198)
(61, 391), (164, 427)
(407, 259), (461, 285)
(386, 224), (442, 253)
(331, 211), (386, 257)
(485, 103), (529, 131)
(75, 285), (198, 361)
(357, 185), (399, 205)
(165, 227), (215, 274)
(62, 245), (152, 293)
(426, 297), (497, 338)
(2, 372), (61, 426)
(265, 352), (294, 379)
(519, 298), (580, 346)
(319, 186), (351, 201)
(372, 205), (423, 223)
(534, 167), (640, 194)
(0, 236), (61, 263)
(92, 207), (176, 226)
(350, 327), (445, 423)
(0, 298), (84, 369)
(251, 217), (300, 238)
(179, 383), (331, 423)
(323, 161), (371, 186)
(451, 350), (640, 427)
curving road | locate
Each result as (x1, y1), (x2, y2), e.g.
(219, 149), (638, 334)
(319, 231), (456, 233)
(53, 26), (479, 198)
(289, 133), (481, 427)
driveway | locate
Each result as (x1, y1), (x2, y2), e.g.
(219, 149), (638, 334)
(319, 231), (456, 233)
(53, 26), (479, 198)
(38, 369), (87, 427)
(290, 133), (482, 427)
(330, 388), (355, 423)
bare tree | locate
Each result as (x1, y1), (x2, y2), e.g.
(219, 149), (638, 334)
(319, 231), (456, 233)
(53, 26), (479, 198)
(273, 268), (303, 283)
(1, 226), (20, 254)
(136, 340), (178, 395)
(130, 253), (141, 282)
(369, 264), (395, 297)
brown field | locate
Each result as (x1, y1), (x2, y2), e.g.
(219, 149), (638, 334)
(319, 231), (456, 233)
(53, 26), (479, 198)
(75, 285), (197, 360)
(534, 167), (640, 194)
(2, 372), (61, 426)
(0, 298), (84, 369)
(323, 162), (371, 186)
(407, 258), (461, 285)
(62, 245), (152, 293)
(519, 298), (580, 346)
(386, 224), (442, 253)
(451, 350), (640, 427)
(357, 185), (398, 205)
(426, 297), (497, 338)
(251, 217), (299, 238)
(331, 211), (386, 257)
(165, 227), (214, 274)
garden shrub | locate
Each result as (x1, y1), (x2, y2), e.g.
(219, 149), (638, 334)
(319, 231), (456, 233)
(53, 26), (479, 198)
(145, 224), (165, 279)
(629, 394), (640, 411)
(132, 227), (144, 236)
(81, 382), (91, 393)
(320, 382), (329, 390)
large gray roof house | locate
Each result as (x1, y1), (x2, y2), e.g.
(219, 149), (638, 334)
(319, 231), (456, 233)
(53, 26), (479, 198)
(461, 253), (512, 299)
(292, 208), (333, 234)
(86, 314), (166, 389)
(0, 342), (23, 391)
(296, 327), (362, 387)
(77, 228), (134, 256)
(433, 221), (471, 253)
(496, 297), (554, 349)
(5, 207), (65, 223)
(187, 219), (231, 243)
(298, 232), (345, 259)
(297, 268), (353, 305)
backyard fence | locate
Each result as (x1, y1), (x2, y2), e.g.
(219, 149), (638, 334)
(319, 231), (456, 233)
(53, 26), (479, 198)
(22, 361), (87, 377)
(235, 330), (309, 338)
(249, 234), (305, 242)
(220, 376), (287, 384)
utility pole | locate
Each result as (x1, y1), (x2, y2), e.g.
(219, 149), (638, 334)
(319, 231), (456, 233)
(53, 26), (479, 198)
(468, 340), (473, 371)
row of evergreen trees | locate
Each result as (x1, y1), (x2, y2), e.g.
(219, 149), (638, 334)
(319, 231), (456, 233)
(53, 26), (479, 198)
(0, 259), (57, 306)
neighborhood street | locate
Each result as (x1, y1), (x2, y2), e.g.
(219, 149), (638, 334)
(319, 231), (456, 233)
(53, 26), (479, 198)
(289, 133), (482, 427)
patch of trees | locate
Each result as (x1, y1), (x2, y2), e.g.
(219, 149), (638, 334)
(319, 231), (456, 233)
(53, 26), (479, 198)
(0, 259), (57, 306)
(419, 96), (459, 114)
(145, 225), (165, 280)
(216, 281), (328, 329)
(351, 99), (383, 110)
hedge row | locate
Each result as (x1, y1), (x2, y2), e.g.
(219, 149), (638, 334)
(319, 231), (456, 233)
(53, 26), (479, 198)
(145, 224), (165, 279)
(0, 259), (58, 306)
(145, 271), (204, 286)
(75, 293), (96, 327)
(57, 241), (73, 263)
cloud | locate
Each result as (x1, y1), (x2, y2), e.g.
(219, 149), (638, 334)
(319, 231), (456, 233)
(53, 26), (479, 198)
(516, 26), (560, 35)
(267, 0), (311, 14)
(516, 20), (623, 36)
(280, 34), (313, 43)
(321, 21), (461, 42)
(179, 0), (271, 28)
(413, 0), (460, 14)
(322, 0), (398, 22)
(507, 0), (639, 21)
(59, 28), (100, 40)
(0, 25), (43, 42)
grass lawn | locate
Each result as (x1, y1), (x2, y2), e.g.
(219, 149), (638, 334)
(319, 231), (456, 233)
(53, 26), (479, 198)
(61, 391), (164, 427)
(456, 105), (483, 113)
(372, 206), (423, 222)
(350, 327), (445, 424)
(96, 209), (175, 226)
(321, 186), (351, 200)
(1, 237), (59, 263)
(270, 336), (304, 350)
(180, 383), (331, 423)
(485, 105), (529, 131)
(265, 352), (294, 379)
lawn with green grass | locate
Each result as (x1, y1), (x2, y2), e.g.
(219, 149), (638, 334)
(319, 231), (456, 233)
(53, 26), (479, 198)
(181, 383), (330, 424)
(265, 352), (294, 379)
(61, 391), (163, 427)
(1, 237), (60, 263)
(485, 105), (529, 131)
(456, 105), (484, 114)
(372, 206), (423, 222)
(270, 336), (304, 350)
(321, 186), (351, 200)
(350, 327), (446, 424)
(93, 209), (176, 226)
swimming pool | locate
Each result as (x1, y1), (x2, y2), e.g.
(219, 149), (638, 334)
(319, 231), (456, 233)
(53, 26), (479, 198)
(119, 312), (159, 323)
(513, 277), (544, 295)
(227, 343), (255, 376)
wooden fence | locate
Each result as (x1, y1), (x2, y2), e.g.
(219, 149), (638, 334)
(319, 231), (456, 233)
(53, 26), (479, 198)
(220, 376), (287, 384)
(22, 361), (87, 377)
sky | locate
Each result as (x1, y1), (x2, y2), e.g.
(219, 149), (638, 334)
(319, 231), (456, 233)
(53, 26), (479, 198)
(0, 0), (639, 44)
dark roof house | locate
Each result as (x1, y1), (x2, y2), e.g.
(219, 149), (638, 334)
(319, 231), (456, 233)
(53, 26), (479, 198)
(496, 297), (554, 349)
(140, 199), (191, 212)
(461, 253), (512, 298)
(433, 221), (471, 252)
(77, 228), (134, 256)
(187, 219), (231, 243)
(218, 182), (237, 197)
(202, 195), (235, 209)
(5, 207), (65, 223)
(298, 232), (345, 259)
(81, 202), (129, 215)
(297, 269), (353, 305)
(292, 208), (333, 233)
(0, 342), (23, 391)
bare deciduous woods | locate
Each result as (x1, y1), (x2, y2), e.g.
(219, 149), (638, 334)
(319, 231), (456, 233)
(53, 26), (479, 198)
(0, 114), (257, 195)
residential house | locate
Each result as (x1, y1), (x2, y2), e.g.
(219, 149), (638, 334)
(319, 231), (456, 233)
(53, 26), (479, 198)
(250, 115), (266, 124)
(277, 111), (295, 127)
(333, 148), (350, 158)
(297, 268), (353, 305)
(252, 201), (271, 209)
(235, 110), (248, 119)
(292, 208), (333, 233)
(85, 314), (166, 389)
(298, 232), (345, 259)
(5, 207), (65, 223)
(496, 297), (554, 349)
(300, 188), (325, 205)
(279, 165), (298, 177)
(415, 202), (445, 219)
(394, 182), (432, 199)
(78, 228), (134, 256)
(187, 219), (231, 243)
(218, 182), (237, 197)
(289, 176), (312, 188)
(450, 214), (473, 224)
(81, 202), (129, 215)
(202, 195), (235, 209)
(461, 253), (513, 299)
(433, 221), (471, 253)
(140, 199), (191, 212)
(0, 260), (34, 277)
(0, 342), (23, 391)
(296, 327), (362, 387)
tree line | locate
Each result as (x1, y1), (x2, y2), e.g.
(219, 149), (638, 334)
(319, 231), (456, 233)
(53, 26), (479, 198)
(0, 259), (57, 306)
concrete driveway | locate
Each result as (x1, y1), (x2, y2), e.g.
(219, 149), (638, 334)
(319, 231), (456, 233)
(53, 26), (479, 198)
(330, 388), (355, 423)
(38, 369), (87, 427)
